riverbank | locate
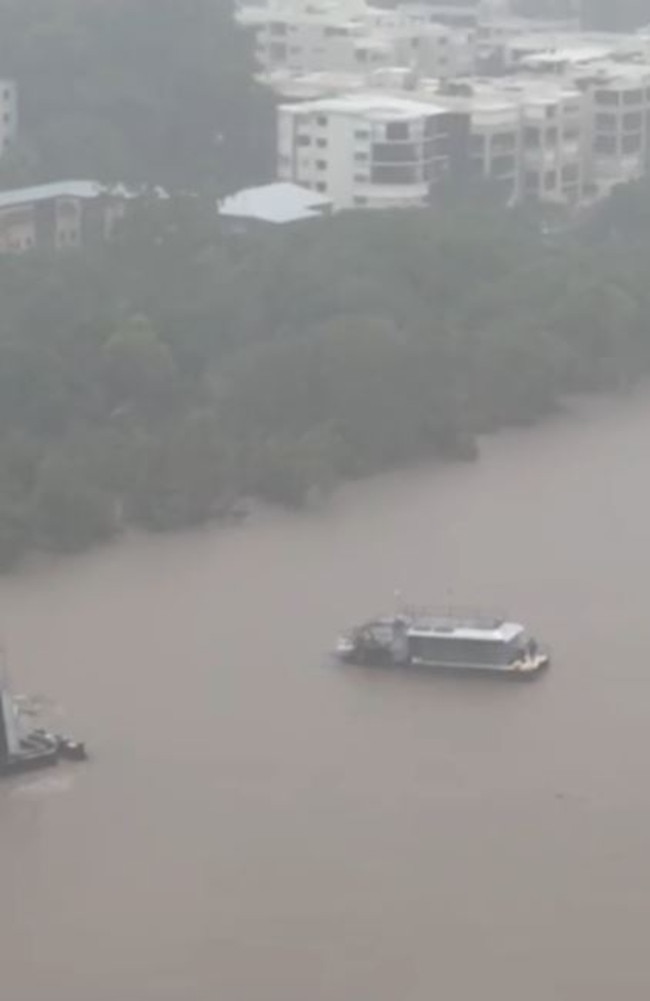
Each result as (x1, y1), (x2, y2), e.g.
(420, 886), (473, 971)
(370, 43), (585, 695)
(1, 195), (649, 569)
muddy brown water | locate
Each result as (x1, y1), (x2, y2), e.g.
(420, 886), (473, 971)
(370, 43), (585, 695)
(2, 394), (650, 1000)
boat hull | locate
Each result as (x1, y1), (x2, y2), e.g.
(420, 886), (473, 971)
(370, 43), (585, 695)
(336, 650), (550, 678)
(0, 734), (59, 776)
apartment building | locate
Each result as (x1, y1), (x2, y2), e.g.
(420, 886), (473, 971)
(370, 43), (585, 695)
(0, 80), (17, 155)
(572, 62), (650, 197)
(493, 78), (585, 205)
(513, 44), (650, 196)
(432, 84), (522, 202)
(237, 0), (476, 79)
(277, 93), (450, 209)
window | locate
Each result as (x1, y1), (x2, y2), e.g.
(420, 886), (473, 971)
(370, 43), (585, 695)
(408, 636), (511, 666)
(270, 22), (287, 35)
(544, 170), (556, 191)
(423, 140), (441, 160)
(491, 132), (515, 152)
(490, 155), (515, 177)
(524, 127), (540, 148)
(545, 106), (557, 119)
(354, 196), (368, 206)
(316, 115), (328, 127)
(354, 129), (369, 140)
(297, 135), (311, 146)
(385, 121), (410, 141)
(372, 142), (418, 163)
(546, 126), (558, 143)
(354, 173), (367, 182)
(561, 164), (578, 183)
(356, 50), (368, 63)
(354, 152), (368, 161)
(324, 25), (349, 37)
(371, 164), (418, 184)
(316, 159), (327, 170)
(622, 133), (642, 153)
(316, 138), (327, 148)
(563, 127), (580, 141)
(623, 111), (642, 130)
(315, 181), (327, 192)
(595, 89), (619, 106)
(595, 113), (616, 131)
(2, 112), (10, 124)
(623, 89), (643, 105)
(269, 41), (287, 59)
(595, 134), (616, 154)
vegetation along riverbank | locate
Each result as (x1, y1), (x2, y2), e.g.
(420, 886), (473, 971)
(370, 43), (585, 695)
(1, 182), (650, 569)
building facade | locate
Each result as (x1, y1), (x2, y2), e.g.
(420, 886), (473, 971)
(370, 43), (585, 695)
(0, 80), (17, 155)
(278, 93), (450, 209)
(0, 182), (128, 254)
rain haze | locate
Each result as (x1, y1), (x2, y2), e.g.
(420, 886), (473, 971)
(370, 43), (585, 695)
(1, 0), (650, 999)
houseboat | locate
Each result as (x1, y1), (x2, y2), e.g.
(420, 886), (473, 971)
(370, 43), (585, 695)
(335, 609), (550, 677)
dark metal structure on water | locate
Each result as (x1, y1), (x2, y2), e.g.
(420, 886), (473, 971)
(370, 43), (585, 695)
(0, 667), (87, 777)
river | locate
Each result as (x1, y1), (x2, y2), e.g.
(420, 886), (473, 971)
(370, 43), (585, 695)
(2, 393), (650, 1000)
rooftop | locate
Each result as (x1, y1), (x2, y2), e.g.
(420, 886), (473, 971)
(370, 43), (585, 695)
(407, 616), (524, 643)
(0, 180), (138, 211)
(283, 91), (447, 118)
(219, 182), (332, 224)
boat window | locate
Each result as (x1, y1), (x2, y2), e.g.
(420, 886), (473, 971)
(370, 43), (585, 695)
(409, 635), (511, 665)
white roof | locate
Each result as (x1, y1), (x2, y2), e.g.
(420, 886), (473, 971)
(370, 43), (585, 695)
(219, 182), (332, 224)
(408, 617), (524, 643)
(0, 180), (138, 211)
(283, 91), (447, 118)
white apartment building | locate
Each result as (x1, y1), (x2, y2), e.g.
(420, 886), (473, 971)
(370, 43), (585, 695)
(236, 0), (476, 79)
(571, 62), (650, 197)
(513, 45), (650, 196)
(0, 80), (17, 155)
(493, 78), (585, 205)
(277, 93), (450, 209)
(428, 82), (522, 201)
(275, 71), (587, 208)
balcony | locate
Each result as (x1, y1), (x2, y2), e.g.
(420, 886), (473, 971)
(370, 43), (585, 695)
(354, 179), (430, 203)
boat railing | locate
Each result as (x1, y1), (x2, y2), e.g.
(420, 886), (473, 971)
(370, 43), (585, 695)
(398, 604), (507, 628)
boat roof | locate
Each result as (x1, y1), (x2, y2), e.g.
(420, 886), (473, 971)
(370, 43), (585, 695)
(407, 616), (524, 643)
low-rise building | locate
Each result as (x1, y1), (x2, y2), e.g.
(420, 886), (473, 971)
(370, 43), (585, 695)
(0, 181), (130, 253)
(219, 181), (333, 228)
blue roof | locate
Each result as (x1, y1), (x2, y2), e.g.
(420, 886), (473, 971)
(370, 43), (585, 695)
(219, 182), (332, 224)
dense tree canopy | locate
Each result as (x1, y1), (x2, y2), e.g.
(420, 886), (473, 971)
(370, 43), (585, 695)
(0, 187), (649, 567)
(0, 0), (274, 191)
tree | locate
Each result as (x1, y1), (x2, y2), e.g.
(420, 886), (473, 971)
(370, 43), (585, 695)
(0, 0), (274, 190)
(102, 315), (178, 414)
